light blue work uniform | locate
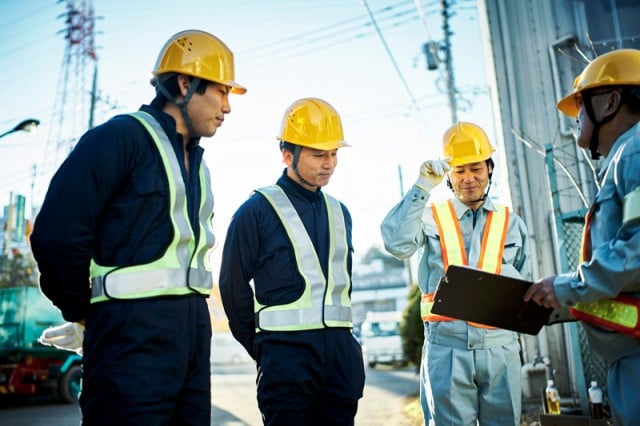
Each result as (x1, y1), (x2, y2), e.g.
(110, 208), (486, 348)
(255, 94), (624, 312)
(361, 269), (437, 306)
(381, 187), (531, 426)
(554, 122), (640, 425)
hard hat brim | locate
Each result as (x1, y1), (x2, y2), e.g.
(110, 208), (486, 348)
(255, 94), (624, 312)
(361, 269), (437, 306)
(557, 94), (578, 118)
(277, 137), (350, 151)
(448, 153), (492, 167)
(228, 80), (247, 95)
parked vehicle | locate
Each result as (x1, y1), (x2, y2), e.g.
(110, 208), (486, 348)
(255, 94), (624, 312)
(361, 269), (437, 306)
(0, 286), (82, 403)
(211, 332), (253, 365)
(360, 310), (407, 368)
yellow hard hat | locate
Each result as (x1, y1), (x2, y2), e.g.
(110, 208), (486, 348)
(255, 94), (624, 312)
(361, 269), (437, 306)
(557, 48), (640, 117)
(278, 98), (349, 150)
(443, 122), (495, 166)
(153, 29), (246, 94)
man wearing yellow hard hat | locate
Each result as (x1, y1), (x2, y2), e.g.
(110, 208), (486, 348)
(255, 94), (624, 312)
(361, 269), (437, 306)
(32, 29), (245, 424)
(525, 48), (640, 425)
(219, 98), (365, 425)
(381, 122), (531, 425)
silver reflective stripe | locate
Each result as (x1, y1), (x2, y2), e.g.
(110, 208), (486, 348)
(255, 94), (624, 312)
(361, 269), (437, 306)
(196, 163), (215, 270)
(325, 304), (351, 322)
(91, 268), (211, 299)
(325, 193), (351, 323)
(255, 185), (351, 330)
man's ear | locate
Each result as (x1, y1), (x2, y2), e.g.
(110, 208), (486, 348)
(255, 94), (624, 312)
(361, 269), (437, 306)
(282, 149), (293, 166)
(607, 90), (623, 113)
(177, 74), (190, 96)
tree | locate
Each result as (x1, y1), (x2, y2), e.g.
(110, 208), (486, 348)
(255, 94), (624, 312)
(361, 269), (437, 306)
(0, 249), (39, 289)
(400, 283), (424, 370)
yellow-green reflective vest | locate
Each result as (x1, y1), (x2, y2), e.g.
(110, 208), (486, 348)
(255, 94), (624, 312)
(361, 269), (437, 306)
(254, 185), (352, 332)
(89, 111), (215, 303)
(421, 200), (509, 328)
(570, 204), (640, 337)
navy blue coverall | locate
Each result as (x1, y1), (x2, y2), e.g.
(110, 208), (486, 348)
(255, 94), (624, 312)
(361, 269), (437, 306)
(30, 98), (212, 426)
(218, 172), (365, 426)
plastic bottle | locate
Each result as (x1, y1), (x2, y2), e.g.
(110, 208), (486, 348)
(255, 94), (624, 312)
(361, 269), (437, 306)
(588, 380), (605, 419)
(545, 379), (561, 415)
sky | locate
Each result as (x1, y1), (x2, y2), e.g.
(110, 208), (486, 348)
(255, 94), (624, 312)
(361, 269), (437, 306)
(0, 0), (499, 275)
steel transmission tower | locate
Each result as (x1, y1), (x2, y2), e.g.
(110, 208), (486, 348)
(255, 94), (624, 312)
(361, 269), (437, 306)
(39, 0), (98, 187)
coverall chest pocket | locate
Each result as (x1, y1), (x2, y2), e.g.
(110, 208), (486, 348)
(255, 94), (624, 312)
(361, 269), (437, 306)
(593, 181), (620, 216)
(422, 223), (441, 246)
(422, 223), (447, 292)
(256, 239), (302, 306)
(132, 169), (167, 197)
(502, 234), (522, 266)
(592, 181), (622, 237)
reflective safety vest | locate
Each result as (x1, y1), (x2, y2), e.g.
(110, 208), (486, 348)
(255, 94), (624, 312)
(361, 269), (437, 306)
(89, 111), (215, 303)
(569, 205), (640, 337)
(421, 200), (509, 328)
(254, 185), (352, 332)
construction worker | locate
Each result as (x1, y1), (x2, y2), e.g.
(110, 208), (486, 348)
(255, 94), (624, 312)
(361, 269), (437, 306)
(381, 122), (531, 425)
(525, 48), (640, 425)
(31, 29), (245, 425)
(218, 98), (365, 425)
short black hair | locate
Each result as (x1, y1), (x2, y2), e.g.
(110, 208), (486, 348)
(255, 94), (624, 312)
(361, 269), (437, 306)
(487, 157), (495, 171)
(279, 140), (298, 152)
(626, 87), (640, 115)
(153, 73), (209, 106)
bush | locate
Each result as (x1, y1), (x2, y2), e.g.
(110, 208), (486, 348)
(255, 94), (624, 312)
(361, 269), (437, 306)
(400, 284), (424, 368)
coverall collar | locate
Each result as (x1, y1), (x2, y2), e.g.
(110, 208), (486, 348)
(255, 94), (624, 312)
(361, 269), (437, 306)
(448, 196), (499, 220)
(278, 169), (323, 203)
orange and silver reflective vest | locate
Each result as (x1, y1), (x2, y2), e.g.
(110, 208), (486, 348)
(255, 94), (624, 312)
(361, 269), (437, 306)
(421, 200), (509, 328)
(569, 207), (640, 337)
(253, 185), (352, 332)
(89, 111), (215, 303)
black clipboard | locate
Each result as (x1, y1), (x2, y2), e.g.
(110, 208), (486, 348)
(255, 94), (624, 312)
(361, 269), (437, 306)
(430, 265), (553, 335)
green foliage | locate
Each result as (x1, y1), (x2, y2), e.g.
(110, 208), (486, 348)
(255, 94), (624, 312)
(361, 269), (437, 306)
(0, 250), (39, 289)
(400, 284), (424, 367)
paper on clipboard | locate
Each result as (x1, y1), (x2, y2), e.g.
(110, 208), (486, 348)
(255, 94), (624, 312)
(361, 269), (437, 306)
(430, 265), (553, 335)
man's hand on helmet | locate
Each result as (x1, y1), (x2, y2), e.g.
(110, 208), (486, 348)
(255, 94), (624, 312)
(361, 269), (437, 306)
(415, 158), (452, 192)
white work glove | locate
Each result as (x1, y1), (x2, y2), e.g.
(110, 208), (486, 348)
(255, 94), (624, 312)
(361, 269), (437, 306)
(415, 158), (451, 192)
(39, 322), (84, 355)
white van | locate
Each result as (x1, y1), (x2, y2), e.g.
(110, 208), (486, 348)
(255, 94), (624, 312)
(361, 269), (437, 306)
(360, 311), (407, 368)
(211, 332), (253, 365)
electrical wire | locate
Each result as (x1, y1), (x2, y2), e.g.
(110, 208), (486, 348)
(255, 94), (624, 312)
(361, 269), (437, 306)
(359, 0), (424, 122)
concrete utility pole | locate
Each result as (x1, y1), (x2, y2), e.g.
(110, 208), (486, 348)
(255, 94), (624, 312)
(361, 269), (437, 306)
(440, 0), (458, 124)
(421, 0), (459, 124)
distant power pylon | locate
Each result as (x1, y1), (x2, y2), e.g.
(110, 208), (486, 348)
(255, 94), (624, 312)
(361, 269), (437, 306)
(37, 0), (99, 201)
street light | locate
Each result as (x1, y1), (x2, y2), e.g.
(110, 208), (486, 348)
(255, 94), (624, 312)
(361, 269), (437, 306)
(0, 118), (40, 139)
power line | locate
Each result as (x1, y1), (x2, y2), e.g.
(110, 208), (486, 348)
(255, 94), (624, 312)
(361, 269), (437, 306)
(359, 0), (425, 123)
(0, 3), (59, 31)
(240, 1), (441, 66)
